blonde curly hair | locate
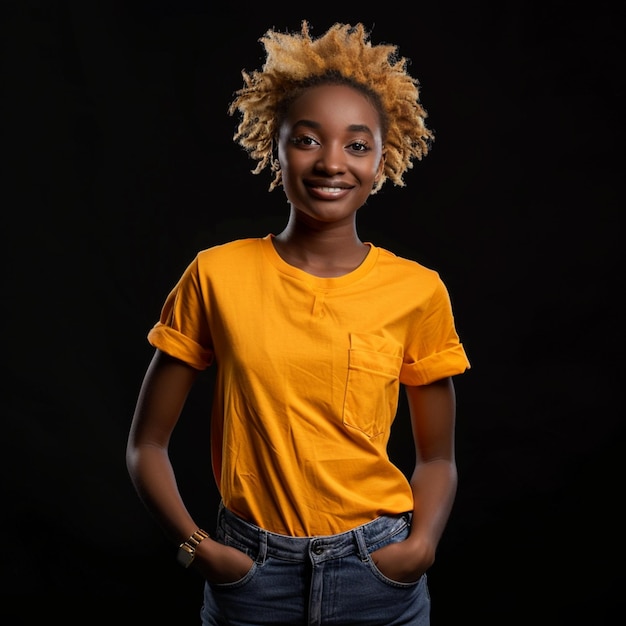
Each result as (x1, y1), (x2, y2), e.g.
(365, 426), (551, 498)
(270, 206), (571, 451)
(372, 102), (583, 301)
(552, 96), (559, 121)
(228, 21), (434, 194)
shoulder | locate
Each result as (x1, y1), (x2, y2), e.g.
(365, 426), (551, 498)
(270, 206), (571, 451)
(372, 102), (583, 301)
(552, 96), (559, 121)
(371, 245), (454, 307)
(375, 245), (441, 282)
(194, 237), (264, 267)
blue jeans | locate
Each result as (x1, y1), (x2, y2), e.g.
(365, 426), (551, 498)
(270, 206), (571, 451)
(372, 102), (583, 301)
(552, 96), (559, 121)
(200, 503), (430, 625)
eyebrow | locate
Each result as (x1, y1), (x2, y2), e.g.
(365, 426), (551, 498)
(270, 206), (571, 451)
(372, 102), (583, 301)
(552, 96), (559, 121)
(294, 119), (375, 136)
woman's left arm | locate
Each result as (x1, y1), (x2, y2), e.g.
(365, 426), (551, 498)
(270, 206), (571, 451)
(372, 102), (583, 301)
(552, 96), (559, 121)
(371, 376), (458, 582)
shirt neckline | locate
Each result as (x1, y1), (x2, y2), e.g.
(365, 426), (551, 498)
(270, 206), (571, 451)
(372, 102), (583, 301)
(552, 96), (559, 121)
(260, 234), (378, 289)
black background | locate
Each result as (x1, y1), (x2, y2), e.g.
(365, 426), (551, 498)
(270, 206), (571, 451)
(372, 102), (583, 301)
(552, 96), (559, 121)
(3, 1), (623, 624)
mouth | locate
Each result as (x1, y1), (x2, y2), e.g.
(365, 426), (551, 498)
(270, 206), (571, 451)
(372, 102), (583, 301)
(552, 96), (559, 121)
(313, 186), (347, 194)
(307, 185), (352, 200)
(306, 181), (353, 200)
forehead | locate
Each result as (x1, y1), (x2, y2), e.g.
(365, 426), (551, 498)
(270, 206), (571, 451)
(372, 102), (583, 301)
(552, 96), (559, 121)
(284, 84), (382, 130)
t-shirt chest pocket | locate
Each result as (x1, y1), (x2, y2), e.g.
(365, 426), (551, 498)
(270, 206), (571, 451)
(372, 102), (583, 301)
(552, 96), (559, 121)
(342, 333), (403, 438)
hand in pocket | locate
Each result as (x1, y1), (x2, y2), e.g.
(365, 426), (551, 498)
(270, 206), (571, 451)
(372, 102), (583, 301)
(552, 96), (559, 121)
(195, 540), (255, 584)
(370, 539), (432, 584)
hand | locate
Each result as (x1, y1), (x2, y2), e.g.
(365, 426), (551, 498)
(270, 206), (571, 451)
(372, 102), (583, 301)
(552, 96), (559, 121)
(370, 538), (434, 584)
(194, 539), (255, 584)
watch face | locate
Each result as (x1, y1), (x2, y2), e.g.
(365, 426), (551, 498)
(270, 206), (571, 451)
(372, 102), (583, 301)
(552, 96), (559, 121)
(176, 546), (195, 568)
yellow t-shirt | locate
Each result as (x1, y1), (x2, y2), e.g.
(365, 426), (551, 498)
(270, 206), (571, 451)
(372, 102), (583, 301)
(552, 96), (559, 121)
(148, 235), (470, 536)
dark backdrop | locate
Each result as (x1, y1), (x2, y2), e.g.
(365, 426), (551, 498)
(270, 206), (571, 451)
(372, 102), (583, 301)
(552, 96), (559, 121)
(3, 1), (623, 624)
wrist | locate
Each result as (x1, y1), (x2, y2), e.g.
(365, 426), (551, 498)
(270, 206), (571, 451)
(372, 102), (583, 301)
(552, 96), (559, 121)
(176, 528), (209, 568)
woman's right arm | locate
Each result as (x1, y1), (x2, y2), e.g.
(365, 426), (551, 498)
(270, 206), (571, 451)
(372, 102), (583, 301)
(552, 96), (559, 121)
(126, 349), (254, 582)
(126, 349), (204, 543)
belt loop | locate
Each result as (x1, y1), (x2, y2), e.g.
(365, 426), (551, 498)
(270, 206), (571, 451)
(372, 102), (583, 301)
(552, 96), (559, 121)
(256, 529), (268, 564)
(353, 527), (369, 562)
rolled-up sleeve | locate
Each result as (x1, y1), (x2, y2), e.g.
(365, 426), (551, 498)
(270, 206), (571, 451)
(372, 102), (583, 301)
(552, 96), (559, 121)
(147, 256), (214, 371)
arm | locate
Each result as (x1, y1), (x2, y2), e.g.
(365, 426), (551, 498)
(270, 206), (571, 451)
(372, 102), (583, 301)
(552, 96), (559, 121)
(371, 376), (458, 582)
(126, 349), (201, 543)
(126, 349), (253, 582)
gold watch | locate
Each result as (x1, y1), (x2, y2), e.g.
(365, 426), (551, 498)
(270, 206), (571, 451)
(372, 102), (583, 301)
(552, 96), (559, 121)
(176, 529), (209, 568)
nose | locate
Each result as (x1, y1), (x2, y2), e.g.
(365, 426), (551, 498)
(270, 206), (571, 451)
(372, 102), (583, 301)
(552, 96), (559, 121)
(314, 142), (346, 175)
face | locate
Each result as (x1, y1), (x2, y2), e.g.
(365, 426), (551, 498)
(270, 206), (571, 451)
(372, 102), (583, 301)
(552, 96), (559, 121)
(277, 84), (384, 224)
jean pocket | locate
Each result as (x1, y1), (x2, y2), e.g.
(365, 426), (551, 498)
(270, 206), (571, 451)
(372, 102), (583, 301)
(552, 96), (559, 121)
(366, 553), (425, 589)
(208, 533), (258, 588)
(209, 561), (259, 589)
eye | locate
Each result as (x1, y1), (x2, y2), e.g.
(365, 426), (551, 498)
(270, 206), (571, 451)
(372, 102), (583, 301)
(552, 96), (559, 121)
(348, 141), (371, 153)
(290, 135), (319, 147)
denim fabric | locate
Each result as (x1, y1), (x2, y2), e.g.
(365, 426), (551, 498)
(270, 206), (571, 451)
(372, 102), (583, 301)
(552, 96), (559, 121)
(200, 503), (430, 625)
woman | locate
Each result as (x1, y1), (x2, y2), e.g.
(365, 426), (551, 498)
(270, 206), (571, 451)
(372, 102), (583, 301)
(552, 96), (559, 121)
(127, 21), (470, 625)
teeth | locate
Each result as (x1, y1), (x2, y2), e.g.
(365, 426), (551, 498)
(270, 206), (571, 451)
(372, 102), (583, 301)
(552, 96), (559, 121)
(317, 187), (343, 193)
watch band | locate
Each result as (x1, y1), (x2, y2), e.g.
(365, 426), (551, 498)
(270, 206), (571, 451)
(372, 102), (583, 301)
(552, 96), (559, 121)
(177, 528), (209, 568)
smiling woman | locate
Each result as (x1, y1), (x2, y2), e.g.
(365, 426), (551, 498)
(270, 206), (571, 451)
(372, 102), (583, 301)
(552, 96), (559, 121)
(229, 21), (433, 194)
(126, 20), (470, 626)
(272, 83), (385, 272)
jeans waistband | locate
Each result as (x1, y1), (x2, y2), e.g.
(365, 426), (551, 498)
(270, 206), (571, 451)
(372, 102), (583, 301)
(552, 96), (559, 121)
(216, 503), (411, 563)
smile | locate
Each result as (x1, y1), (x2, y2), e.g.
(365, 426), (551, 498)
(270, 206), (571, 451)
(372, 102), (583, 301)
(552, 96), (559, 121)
(307, 185), (352, 200)
(315, 186), (345, 193)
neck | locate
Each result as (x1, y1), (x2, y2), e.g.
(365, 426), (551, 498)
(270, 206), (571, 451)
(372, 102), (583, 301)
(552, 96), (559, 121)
(273, 214), (368, 277)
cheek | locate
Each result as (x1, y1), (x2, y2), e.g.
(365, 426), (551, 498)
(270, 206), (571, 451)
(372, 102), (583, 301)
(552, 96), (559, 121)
(359, 160), (382, 181)
(278, 148), (311, 179)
